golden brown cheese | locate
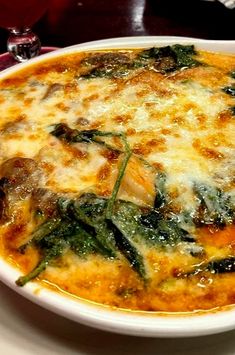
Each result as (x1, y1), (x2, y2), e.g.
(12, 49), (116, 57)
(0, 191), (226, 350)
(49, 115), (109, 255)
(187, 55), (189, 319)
(0, 46), (235, 312)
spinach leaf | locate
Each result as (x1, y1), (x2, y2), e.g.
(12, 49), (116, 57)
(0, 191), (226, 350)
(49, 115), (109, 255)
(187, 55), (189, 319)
(68, 225), (110, 257)
(138, 44), (200, 73)
(231, 106), (235, 115)
(112, 200), (143, 240)
(172, 44), (200, 68)
(152, 218), (194, 245)
(16, 255), (52, 286)
(230, 70), (235, 79)
(81, 65), (131, 79)
(108, 218), (146, 280)
(82, 52), (131, 67)
(16, 211), (116, 286)
(70, 196), (147, 279)
(139, 211), (195, 246)
(113, 200), (195, 248)
(193, 183), (235, 227)
(18, 217), (62, 253)
(185, 257), (235, 277)
(51, 123), (103, 143)
(139, 209), (161, 230)
(80, 45), (201, 79)
(68, 231), (99, 256)
(223, 85), (235, 96)
(51, 123), (122, 153)
(206, 257), (235, 274)
(16, 232), (68, 286)
(80, 52), (133, 79)
(70, 196), (117, 258)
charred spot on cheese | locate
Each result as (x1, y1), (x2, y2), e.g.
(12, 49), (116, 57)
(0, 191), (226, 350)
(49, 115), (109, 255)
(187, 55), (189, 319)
(192, 139), (224, 160)
(0, 44), (235, 312)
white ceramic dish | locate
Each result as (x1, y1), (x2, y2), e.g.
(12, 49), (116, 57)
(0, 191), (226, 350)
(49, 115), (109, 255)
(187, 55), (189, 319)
(0, 36), (235, 338)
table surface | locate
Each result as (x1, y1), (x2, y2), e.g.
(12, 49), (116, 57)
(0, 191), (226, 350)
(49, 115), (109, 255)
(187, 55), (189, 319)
(0, 0), (235, 53)
(0, 1), (235, 353)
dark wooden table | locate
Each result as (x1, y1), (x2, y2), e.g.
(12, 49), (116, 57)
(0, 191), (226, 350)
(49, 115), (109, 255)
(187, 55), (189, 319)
(0, 0), (234, 54)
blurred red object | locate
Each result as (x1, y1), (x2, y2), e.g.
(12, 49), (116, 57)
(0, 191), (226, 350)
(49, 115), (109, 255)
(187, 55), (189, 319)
(0, 0), (49, 28)
(47, 0), (72, 27)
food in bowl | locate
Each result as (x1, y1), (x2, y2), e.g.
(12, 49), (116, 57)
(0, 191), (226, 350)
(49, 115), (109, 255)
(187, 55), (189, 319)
(0, 43), (234, 313)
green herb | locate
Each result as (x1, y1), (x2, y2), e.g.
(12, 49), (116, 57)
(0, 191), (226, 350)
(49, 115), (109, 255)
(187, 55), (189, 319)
(51, 123), (102, 143)
(16, 256), (49, 286)
(154, 171), (168, 209)
(51, 123), (121, 153)
(112, 200), (146, 242)
(106, 133), (131, 219)
(152, 219), (194, 245)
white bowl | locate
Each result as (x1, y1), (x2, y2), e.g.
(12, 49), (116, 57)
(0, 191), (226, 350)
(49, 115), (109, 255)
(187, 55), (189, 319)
(0, 36), (235, 338)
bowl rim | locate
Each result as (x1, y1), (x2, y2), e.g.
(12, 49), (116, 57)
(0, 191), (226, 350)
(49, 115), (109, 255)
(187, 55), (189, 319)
(0, 35), (235, 338)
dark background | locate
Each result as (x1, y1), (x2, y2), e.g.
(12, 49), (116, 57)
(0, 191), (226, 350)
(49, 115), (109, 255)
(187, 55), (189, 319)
(0, 0), (234, 53)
